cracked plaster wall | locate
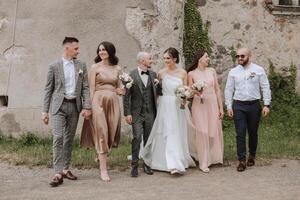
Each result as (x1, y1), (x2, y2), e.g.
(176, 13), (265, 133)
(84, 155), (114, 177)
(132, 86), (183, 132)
(1, 0), (299, 135)
(0, 0), (185, 135)
(196, 0), (300, 92)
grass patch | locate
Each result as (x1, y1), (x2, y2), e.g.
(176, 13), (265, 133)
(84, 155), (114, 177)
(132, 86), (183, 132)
(0, 133), (131, 169)
(0, 121), (299, 169)
(223, 118), (300, 161)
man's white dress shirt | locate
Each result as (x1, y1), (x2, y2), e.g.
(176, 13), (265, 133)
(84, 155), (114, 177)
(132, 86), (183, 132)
(62, 57), (76, 99)
(225, 62), (271, 110)
(138, 67), (149, 87)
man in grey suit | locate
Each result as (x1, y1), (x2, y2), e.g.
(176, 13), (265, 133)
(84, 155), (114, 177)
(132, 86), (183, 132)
(41, 37), (91, 187)
(123, 52), (158, 177)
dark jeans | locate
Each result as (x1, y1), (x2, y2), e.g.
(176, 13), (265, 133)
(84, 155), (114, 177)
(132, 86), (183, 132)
(233, 100), (261, 161)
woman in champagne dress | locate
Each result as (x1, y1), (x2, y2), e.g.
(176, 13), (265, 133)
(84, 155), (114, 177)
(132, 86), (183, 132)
(81, 41), (124, 181)
(187, 49), (224, 173)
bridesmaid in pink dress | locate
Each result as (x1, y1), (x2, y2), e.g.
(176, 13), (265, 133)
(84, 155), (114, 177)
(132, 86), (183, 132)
(187, 49), (224, 173)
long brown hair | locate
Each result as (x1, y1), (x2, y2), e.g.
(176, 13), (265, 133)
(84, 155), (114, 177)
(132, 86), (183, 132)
(186, 49), (206, 72)
(94, 41), (119, 65)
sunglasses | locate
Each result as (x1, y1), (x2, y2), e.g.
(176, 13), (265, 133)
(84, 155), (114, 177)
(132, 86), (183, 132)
(235, 54), (246, 59)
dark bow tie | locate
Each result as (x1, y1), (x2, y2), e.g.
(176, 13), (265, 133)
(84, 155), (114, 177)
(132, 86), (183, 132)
(141, 70), (149, 75)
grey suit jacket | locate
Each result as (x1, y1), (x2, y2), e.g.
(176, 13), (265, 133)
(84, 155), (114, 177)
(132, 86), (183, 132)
(42, 59), (91, 114)
(123, 68), (157, 119)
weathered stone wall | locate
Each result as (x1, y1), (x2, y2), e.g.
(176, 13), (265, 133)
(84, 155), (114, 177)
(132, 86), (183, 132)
(125, 0), (185, 70)
(1, 0), (299, 135)
(0, 0), (185, 135)
(196, 0), (300, 92)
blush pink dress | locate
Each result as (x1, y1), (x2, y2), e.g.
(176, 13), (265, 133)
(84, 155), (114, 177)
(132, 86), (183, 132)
(190, 68), (223, 170)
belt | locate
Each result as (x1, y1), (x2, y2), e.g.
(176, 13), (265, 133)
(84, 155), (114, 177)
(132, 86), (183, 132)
(234, 100), (259, 105)
(63, 98), (76, 103)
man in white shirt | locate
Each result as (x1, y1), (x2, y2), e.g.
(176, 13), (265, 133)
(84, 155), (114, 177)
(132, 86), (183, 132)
(41, 37), (91, 186)
(225, 48), (271, 172)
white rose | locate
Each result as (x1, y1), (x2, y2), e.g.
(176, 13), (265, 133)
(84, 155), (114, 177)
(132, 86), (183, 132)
(126, 82), (133, 89)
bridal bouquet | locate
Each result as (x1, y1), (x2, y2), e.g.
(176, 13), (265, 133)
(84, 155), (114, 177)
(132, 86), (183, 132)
(174, 85), (193, 109)
(119, 72), (134, 89)
(191, 80), (206, 103)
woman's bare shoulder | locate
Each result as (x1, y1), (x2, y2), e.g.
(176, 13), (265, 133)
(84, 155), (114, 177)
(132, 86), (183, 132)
(178, 68), (187, 76)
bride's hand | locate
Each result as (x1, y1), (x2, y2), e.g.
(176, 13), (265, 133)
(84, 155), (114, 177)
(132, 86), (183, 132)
(181, 99), (187, 106)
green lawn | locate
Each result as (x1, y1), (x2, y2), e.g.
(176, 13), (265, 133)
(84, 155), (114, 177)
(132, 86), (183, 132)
(0, 117), (299, 169)
(223, 118), (300, 161)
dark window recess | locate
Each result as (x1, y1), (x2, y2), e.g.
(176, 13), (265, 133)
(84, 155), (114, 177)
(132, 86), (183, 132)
(279, 0), (293, 5)
(0, 95), (8, 107)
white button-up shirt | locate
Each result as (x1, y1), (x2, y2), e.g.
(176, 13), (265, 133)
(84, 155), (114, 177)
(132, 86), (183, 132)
(138, 66), (149, 87)
(62, 57), (76, 99)
(225, 62), (271, 110)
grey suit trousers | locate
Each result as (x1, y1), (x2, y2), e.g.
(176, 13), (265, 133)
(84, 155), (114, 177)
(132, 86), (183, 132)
(51, 100), (79, 174)
(131, 111), (155, 166)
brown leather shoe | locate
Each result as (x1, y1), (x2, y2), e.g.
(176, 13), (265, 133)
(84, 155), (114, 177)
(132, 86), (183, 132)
(62, 171), (77, 180)
(237, 161), (246, 172)
(49, 175), (63, 187)
(247, 156), (255, 167)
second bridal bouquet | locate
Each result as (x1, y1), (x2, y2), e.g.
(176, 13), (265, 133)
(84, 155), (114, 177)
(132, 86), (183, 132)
(119, 72), (134, 89)
(191, 80), (206, 103)
(174, 85), (193, 109)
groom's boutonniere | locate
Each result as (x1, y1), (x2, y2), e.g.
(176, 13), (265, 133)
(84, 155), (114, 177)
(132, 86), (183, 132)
(78, 69), (83, 75)
(154, 78), (159, 86)
(247, 72), (256, 80)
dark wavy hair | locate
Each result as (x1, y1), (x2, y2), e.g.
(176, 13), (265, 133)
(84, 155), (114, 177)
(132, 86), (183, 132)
(164, 47), (180, 64)
(186, 49), (206, 72)
(94, 41), (119, 65)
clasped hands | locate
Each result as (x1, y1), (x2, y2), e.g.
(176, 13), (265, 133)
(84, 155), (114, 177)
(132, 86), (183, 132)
(114, 87), (126, 96)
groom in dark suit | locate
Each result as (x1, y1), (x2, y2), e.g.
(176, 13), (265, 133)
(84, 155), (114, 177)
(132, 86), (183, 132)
(123, 52), (158, 177)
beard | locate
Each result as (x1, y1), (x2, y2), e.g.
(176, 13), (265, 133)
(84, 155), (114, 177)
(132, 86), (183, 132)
(238, 57), (249, 66)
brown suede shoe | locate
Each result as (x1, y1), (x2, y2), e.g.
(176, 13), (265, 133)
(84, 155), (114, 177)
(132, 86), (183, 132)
(49, 175), (63, 187)
(247, 156), (255, 167)
(237, 161), (246, 172)
(62, 171), (77, 180)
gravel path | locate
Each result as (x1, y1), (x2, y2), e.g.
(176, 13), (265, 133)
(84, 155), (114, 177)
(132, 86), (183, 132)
(0, 159), (299, 200)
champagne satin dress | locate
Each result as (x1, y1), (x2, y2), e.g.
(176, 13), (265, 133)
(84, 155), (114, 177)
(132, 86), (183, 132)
(81, 64), (121, 154)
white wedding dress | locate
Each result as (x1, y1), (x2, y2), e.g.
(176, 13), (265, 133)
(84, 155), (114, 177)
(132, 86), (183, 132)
(141, 74), (196, 172)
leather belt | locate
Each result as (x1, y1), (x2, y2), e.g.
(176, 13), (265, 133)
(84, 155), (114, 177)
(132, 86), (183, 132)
(234, 100), (259, 105)
(63, 98), (76, 103)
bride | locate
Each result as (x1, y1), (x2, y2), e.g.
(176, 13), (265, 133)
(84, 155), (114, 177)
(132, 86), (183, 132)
(141, 47), (195, 174)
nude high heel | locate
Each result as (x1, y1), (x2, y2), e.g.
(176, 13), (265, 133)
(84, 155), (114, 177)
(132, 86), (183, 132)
(98, 153), (111, 182)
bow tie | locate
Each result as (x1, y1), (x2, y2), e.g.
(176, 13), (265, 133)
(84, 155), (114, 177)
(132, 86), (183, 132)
(141, 70), (149, 75)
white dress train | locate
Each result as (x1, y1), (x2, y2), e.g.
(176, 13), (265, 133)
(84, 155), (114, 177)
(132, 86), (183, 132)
(141, 74), (196, 172)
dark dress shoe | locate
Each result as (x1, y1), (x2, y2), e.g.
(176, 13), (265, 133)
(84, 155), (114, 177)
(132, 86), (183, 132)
(237, 161), (246, 172)
(143, 164), (153, 175)
(131, 167), (138, 177)
(49, 175), (63, 187)
(247, 156), (255, 167)
(62, 171), (77, 180)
